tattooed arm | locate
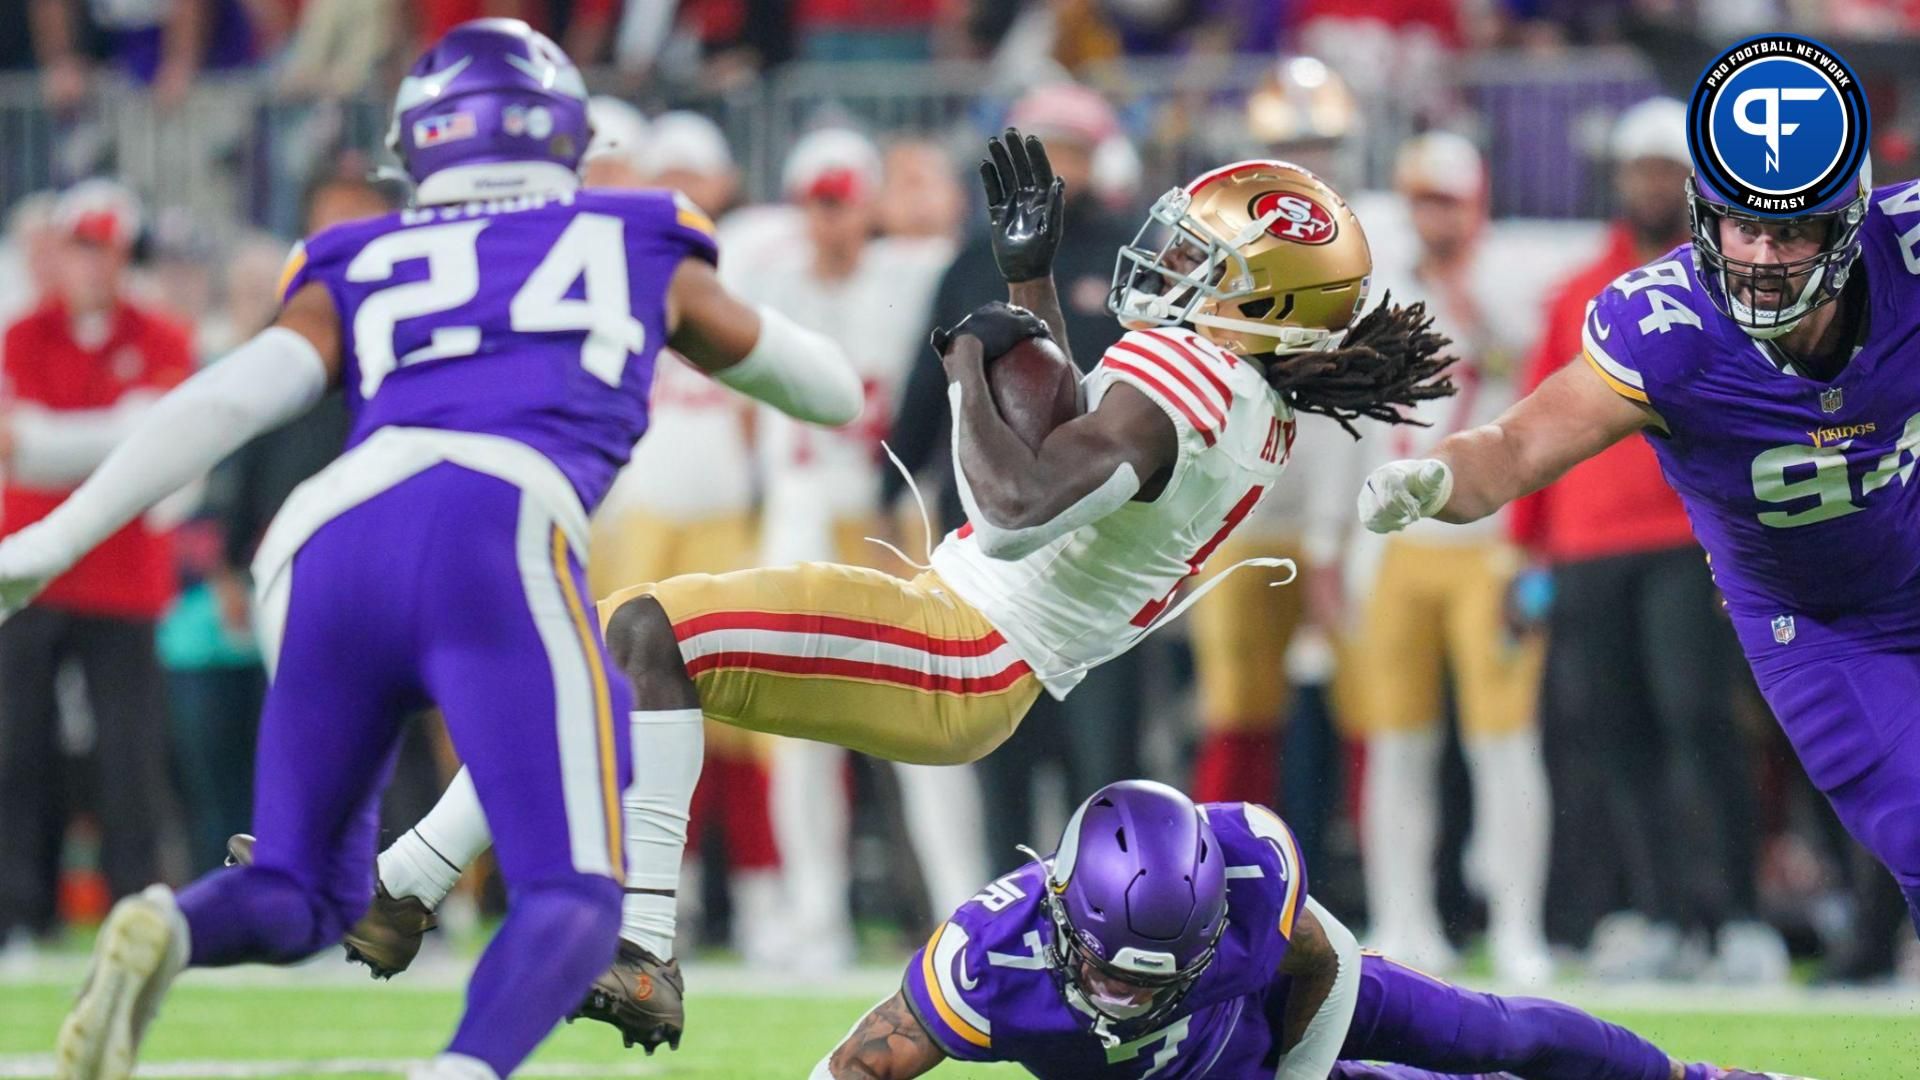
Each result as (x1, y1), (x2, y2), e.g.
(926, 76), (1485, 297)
(813, 991), (949, 1080)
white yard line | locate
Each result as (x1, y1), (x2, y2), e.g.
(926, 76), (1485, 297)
(0, 1058), (658, 1078)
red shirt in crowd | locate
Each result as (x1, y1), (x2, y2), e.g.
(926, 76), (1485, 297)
(1508, 224), (1698, 563)
(2, 299), (193, 619)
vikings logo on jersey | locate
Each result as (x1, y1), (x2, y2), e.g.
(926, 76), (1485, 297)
(1581, 177), (1920, 631)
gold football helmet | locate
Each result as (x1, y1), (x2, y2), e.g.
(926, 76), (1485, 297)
(1108, 159), (1372, 356)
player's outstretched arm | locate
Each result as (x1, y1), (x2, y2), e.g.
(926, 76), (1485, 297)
(1275, 897), (1363, 1080)
(941, 332), (1176, 559)
(980, 127), (1075, 365)
(665, 256), (864, 427)
(812, 991), (949, 1080)
(0, 283), (341, 618)
(1358, 356), (1651, 534)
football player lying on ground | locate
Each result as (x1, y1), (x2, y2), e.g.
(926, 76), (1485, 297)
(815, 780), (1813, 1080)
(251, 131), (1457, 1052)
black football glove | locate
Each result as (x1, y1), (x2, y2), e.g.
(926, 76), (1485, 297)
(981, 127), (1067, 285)
(930, 301), (1052, 360)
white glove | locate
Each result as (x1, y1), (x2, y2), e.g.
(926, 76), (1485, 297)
(0, 522), (80, 621)
(1358, 458), (1454, 534)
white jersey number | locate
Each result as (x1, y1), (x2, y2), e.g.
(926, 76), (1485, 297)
(348, 214), (646, 398)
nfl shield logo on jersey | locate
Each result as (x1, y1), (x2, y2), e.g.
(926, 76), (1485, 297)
(1772, 614), (1797, 644)
(1820, 386), (1844, 413)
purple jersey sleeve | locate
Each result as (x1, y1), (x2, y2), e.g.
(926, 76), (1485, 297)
(1577, 246), (1710, 417)
(902, 919), (1002, 1062)
(1205, 803), (1306, 972)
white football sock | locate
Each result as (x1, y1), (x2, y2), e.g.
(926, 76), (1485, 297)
(379, 768), (489, 909)
(772, 739), (854, 969)
(893, 762), (986, 916)
(1362, 728), (1447, 955)
(621, 708), (705, 961)
(1465, 729), (1551, 949)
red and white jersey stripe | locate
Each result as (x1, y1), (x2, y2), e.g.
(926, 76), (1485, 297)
(1099, 329), (1238, 447)
(673, 610), (1033, 695)
(932, 327), (1294, 699)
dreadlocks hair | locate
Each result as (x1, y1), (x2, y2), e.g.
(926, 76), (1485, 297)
(1258, 291), (1458, 438)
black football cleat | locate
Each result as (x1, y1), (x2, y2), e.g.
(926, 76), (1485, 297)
(224, 833), (435, 979)
(573, 941), (685, 1054)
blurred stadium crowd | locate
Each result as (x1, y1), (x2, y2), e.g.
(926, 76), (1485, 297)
(5, 0), (1920, 993)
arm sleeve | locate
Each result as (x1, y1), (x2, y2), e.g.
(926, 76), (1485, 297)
(18, 327), (329, 563)
(899, 922), (998, 1062)
(1273, 897), (1362, 1080)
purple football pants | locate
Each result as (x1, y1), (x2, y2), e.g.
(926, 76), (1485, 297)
(176, 465), (632, 1076)
(1328, 954), (1703, 1080)
(1748, 644), (1920, 936)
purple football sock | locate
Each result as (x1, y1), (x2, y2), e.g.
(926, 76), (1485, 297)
(446, 876), (622, 1076)
(1342, 955), (1677, 1080)
(178, 865), (363, 967)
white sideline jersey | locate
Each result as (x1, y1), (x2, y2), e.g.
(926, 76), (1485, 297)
(600, 350), (754, 520)
(932, 327), (1294, 699)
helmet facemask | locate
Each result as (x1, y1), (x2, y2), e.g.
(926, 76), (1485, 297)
(1686, 176), (1867, 340)
(1109, 187), (1340, 355)
(1029, 852), (1222, 1044)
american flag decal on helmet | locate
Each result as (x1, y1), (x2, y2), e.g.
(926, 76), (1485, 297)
(414, 112), (478, 149)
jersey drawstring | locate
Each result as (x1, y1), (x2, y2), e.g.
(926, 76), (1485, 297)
(1028, 556), (1298, 684)
(864, 440), (937, 571)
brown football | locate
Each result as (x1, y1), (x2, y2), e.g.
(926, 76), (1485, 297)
(987, 334), (1081, 450)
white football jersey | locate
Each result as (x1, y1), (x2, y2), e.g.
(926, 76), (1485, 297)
(736, 236), (952, 561)
(932, 327), (1294, 699)
(599, 350), (754, 521)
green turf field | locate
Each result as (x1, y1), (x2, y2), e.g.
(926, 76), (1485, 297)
(1, 965), (1914, 1079)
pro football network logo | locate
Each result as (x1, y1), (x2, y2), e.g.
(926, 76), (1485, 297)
(1688, 34), (1868, 216)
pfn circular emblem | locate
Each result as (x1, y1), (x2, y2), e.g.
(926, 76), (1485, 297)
(1249, 191), (1337, 245)
(1688, 34), (1868, 217)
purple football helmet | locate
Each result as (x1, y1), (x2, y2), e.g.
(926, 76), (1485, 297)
(1687, 158), (1871, 340)
(1034, 780), (1227, 1038)
(386, 18), (592, 206)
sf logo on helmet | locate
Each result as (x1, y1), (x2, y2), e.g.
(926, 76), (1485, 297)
(1687, 33), (1868, 216)
(1249, 191), (1336, 245)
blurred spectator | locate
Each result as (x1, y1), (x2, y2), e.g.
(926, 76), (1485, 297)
(876, 138), (966, 242)
(1294, 0), (1463, 126)
(1513, 97), (1785, 983)
(648, 110), (743, 217)
(581, 95), (787, 968)
(158, 233), (282, 874)
(793, 0), (960, 62)
(1342, 133), (1553, 985)
(31, 0), (265, 112)
(886, 83), (1146, 873)
(1, 193), (63, 325)
(728, 126), (976, 966)
(615, 0), (794, 87)
(580, 96), (652, 190)
(411, 1), (620, 65)
(274, 0), (399, 101)
(0, 180), (191, 944)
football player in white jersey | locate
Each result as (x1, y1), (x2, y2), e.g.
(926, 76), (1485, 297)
(343, 132), (1456, 1053)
